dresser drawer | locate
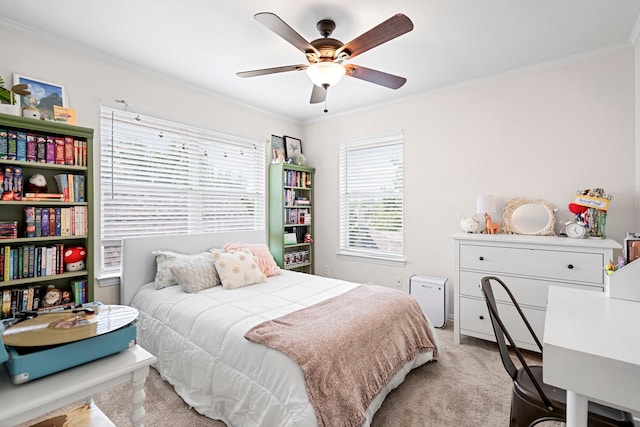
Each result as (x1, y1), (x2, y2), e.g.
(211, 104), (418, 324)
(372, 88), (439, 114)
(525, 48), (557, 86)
(459, 297), (546, 350)
(459, 271), (549, 307)
(459, 244), (604, 284)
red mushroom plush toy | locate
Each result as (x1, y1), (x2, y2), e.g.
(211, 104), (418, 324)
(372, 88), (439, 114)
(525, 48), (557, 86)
(63, 246), (87, 272)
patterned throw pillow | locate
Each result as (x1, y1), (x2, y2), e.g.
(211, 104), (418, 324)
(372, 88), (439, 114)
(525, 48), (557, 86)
(170, 261), (220, 293)
(223, 243), (281, 277)
(152, 250), (215, 289)
(214, 250), (266, 290)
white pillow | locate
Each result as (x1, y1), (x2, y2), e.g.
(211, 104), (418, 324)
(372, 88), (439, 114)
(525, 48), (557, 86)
(152, 250), (215, 289)
(214, 250), (266, 290)
(170, 261), (220, 293)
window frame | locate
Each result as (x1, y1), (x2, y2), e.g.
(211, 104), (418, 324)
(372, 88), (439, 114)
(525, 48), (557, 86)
(338, 131), (405, 266)
(99, 106), (266, 277)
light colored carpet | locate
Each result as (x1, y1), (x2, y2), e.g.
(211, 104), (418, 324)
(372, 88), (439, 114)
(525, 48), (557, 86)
(24, 324), (563, 427)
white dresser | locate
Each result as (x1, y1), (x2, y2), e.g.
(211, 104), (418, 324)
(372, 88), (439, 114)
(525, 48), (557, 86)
(451, 233), (621, 352)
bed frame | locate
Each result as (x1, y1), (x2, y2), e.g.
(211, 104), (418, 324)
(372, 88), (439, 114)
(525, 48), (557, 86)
(120, 231), (265, 305)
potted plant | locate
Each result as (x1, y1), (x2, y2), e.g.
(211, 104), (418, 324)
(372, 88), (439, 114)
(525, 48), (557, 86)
(0, 76), (30, 115)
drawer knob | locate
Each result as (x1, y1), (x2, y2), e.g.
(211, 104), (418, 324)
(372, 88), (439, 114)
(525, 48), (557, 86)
(478, 256), (484, 261)
(567, 264), (574, 269)
(479, 315), (485, 320)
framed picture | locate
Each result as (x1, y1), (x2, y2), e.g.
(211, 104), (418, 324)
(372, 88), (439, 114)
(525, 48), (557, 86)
(271, 135), (285, 162)
(284, 136), (302, 159)
(13, 74), (67, 121)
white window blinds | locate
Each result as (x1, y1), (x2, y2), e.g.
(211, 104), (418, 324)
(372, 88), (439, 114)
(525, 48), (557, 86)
(100, 107), (265, 274)
(339, 132), (404, 261)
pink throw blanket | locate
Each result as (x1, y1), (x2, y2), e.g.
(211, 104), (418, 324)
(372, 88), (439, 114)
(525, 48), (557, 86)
(244, 285), (439, 427)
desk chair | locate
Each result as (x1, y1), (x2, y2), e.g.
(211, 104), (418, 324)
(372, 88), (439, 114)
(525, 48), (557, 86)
(479, 276), (634, 427)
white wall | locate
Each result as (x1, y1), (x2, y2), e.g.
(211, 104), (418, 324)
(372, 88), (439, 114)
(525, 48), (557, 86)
(1, 27), (637, 315)
(0, 27), (303, 303)
(303, 50), (637, 315)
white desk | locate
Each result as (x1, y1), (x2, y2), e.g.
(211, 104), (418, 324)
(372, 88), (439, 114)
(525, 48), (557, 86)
(0, 345), (157, 427)
(543, 286), (640, 427)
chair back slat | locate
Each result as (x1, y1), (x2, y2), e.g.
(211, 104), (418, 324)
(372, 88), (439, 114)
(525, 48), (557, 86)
(480, 276), (555, 411)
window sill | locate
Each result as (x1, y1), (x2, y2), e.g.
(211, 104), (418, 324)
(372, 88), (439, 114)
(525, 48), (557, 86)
(96, 274), (120, 287)
(337, 250), (406, 267)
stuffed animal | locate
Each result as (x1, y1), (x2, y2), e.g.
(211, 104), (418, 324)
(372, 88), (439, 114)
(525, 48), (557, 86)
(304, 232), (313, 243)
(63, 246), (87, 272)
(27, 173), (48, 194)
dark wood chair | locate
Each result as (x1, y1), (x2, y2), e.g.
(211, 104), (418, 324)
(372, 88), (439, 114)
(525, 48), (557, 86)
(479, 276), (634, 427)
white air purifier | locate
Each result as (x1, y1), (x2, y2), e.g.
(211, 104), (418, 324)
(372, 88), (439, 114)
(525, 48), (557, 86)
(409, 275), (448, 328)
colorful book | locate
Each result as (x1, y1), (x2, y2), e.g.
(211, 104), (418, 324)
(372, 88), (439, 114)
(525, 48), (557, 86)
(64, 135), (74, 165)
(16, 131), (27, 161)
(26, 133), (37, 162)
(24, 206), (36, 237)
(36, 135), (47, 163)
(12, 166), (22, 201)
(54, 137), (65, 164)
(46, 135), (55, 163)
(0, 129), (7, 159)
(7, 130), (17, 160)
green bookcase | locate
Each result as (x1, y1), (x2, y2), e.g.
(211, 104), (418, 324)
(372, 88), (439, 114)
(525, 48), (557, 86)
(0, 113), (94, 315)
(268, 163), (315, 274)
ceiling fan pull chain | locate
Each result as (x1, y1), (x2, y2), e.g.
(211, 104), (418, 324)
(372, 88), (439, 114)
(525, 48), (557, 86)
(323, 84), (329, 113)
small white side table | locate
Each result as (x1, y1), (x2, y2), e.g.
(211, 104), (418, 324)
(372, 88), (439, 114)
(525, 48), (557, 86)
(0, 344), (157, 427)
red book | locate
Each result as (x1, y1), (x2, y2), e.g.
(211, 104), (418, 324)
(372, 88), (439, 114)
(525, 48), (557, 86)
(64, 136), (74, 165)
(46, 136), (55, 163)
(54, 137), (65, 164)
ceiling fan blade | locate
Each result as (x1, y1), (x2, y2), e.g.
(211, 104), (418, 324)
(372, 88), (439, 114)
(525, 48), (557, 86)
(338, 14), (413, 60)
(344, 64), (407, 89)
(236, 64), (308, 78)
(255, 12), (320, 57)
(310, 85), (326, 104)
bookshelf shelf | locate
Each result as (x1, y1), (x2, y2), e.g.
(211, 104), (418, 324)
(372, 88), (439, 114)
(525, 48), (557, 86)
(269, 163), (315, 274)
(0, 113), (93, 318)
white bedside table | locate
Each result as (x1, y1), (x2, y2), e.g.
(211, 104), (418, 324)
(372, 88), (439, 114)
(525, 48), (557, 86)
(0, 345), (157, 427)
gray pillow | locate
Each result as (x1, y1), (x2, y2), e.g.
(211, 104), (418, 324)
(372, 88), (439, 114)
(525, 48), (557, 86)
(170, 261), (220, 293)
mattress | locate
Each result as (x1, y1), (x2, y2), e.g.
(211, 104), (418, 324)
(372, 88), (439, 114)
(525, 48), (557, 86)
(131, 269), (438, 426)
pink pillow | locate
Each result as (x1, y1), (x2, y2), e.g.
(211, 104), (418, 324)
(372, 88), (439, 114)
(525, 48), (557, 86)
(224, 243), (281, 277)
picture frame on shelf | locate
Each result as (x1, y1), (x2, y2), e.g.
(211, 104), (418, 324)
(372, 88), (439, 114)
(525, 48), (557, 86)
(13, 74), (67, 122)
(284, 136), (302, 159)
(271, 135), (285, 163)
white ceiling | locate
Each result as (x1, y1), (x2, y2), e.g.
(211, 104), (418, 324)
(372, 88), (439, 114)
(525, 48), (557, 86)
(2, 1), (640, 122)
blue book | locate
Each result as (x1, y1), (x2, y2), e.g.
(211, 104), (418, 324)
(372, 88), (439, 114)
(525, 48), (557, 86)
(16, 131), (26, 161)
(55, 207), (62, 236)
(41, 208), (49, 238)
(0, 129), (7, 159)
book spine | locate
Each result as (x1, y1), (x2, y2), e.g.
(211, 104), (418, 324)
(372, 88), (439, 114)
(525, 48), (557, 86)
(26, 133), (37, 162)
(54, 137), (65, 164)
(0, 129), (7, 160)
(49, 207), (56, 237)
(55, 207), (62, 236)
(12, 166), (22, 201)
(1, 289), (10, 319)
(7, 130), (17, 160)
(28, 244), (35, 278)
(35, 207), (42, 237)
(24, 206), (36, 238)
(36, 135), (47, 163)
(2, 165), (13, 201)
(41, 208), (49, 238)
(46, 136), (55, 163)
(64, 135), (74, 165)
(16, 131), (26, 161)
(32, 285), (41, 310)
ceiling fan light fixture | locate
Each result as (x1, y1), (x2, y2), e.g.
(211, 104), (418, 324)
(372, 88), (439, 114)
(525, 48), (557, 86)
(306, 62), (345, 87)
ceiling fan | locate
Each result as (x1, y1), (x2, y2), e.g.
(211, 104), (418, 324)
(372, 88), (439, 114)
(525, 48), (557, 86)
(237, 12), (414, 112)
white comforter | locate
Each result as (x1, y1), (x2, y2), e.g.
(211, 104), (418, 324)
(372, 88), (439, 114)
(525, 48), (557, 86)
(132, 270), (437, 426)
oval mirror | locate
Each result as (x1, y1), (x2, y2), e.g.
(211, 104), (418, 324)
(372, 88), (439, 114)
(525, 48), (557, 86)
(502, 198), (556, 236)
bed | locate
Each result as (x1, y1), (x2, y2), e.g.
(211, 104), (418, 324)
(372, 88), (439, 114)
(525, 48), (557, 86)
(121, 231), (440, 427)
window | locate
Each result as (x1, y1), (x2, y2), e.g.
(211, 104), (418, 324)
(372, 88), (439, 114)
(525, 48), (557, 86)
(339, 132), (404, 264)
(100, 107), (265, 275)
